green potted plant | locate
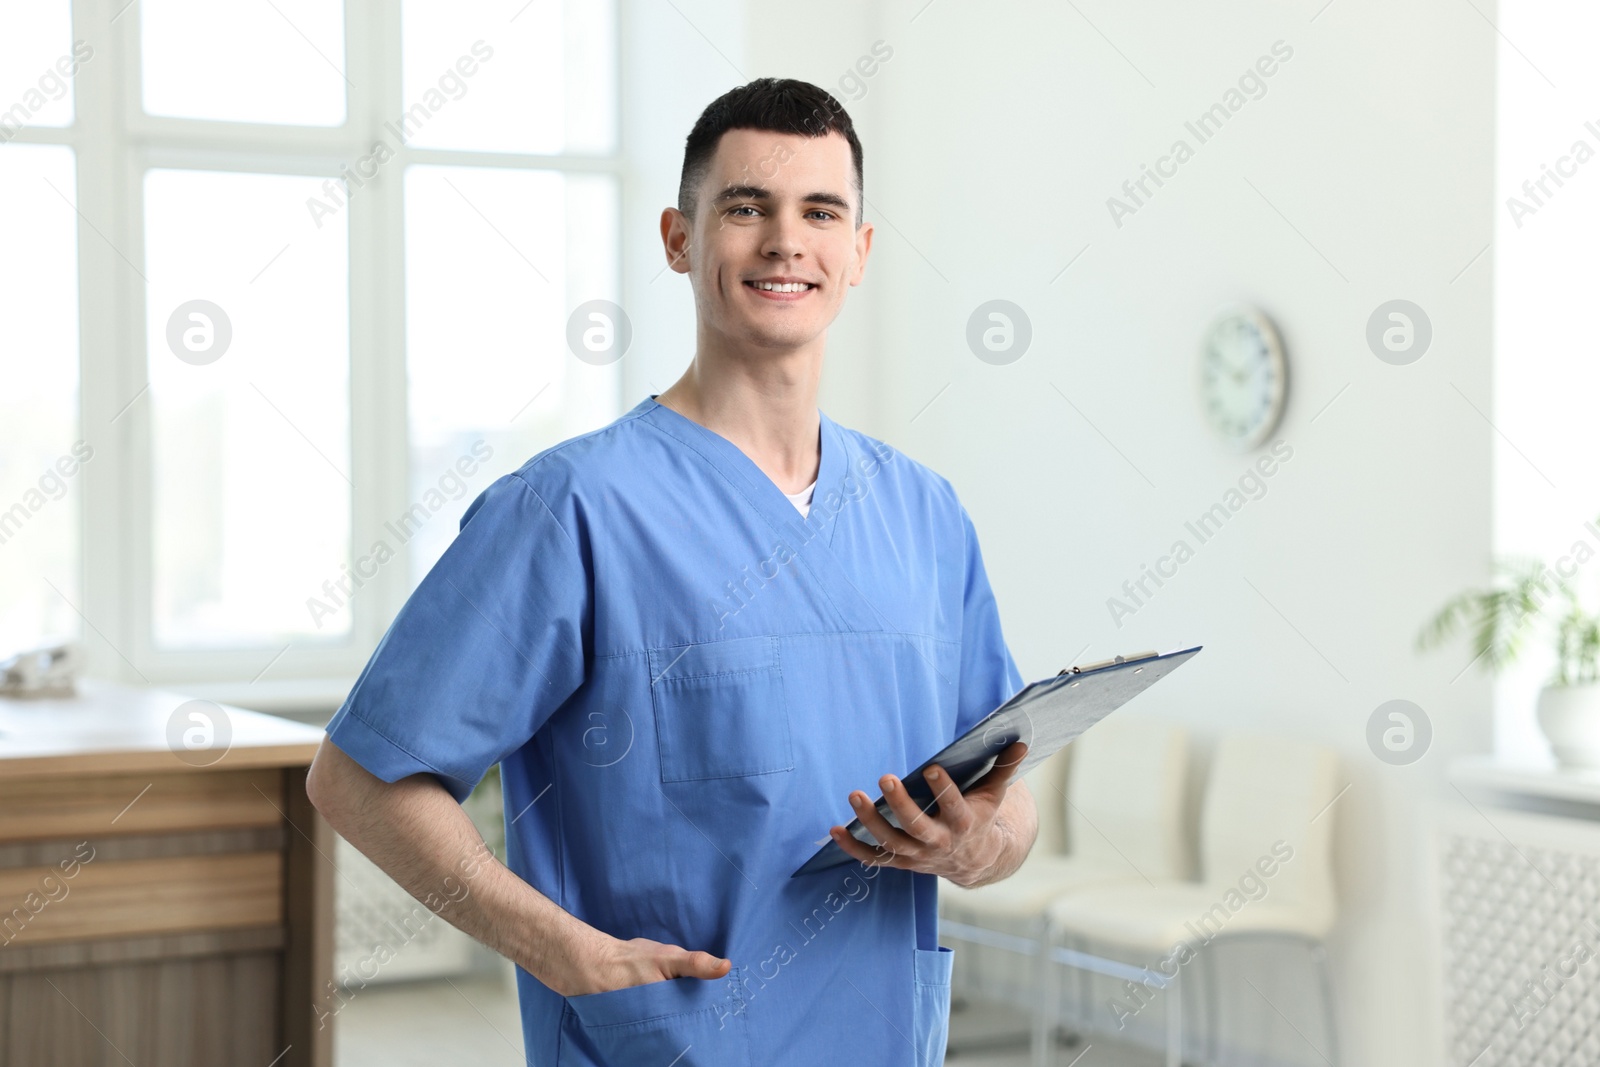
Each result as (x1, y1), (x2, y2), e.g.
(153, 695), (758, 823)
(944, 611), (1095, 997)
(1418, 555), (1600, 767)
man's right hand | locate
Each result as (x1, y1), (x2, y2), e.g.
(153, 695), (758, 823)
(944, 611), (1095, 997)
(552, 933), (733, 997)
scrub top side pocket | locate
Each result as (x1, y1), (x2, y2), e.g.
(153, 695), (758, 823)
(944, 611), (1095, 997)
(649, 636), (794, 783)
(560, 970), (752, 1067)
(912, 945), (955, 1067)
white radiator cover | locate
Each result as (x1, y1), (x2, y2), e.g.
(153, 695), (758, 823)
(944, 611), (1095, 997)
(1437, 807), (1600, 1067)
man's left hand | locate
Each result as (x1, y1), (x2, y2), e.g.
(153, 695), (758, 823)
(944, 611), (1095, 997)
(828, 740), (1030, 888)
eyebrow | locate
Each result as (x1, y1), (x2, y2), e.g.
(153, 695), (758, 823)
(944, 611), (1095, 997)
(711, 183), (853, 214)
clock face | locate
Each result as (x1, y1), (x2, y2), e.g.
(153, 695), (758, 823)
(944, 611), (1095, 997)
(1199, 308), (1287, 450)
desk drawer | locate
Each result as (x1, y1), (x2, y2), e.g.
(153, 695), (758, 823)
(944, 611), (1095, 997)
(0, 769), (283, 841)
(0, 852), (283, 947)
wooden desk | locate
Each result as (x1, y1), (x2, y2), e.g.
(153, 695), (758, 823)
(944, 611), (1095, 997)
(0, 680), (332, 1067)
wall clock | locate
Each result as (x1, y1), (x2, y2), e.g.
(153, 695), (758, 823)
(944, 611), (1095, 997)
(1199, 306), (1288, 451)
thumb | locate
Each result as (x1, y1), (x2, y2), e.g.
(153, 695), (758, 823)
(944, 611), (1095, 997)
(996, 740), (1029, 774)
(981, 741), (1029, 785)
(964, 741), (1029, 802)
(666, 948), (732, 980)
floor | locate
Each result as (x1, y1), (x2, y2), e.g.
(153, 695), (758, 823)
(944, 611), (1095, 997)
(333, 970), (1167, 1067)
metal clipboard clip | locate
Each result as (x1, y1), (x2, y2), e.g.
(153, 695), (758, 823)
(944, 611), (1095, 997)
(1057, 650), (1159, 677)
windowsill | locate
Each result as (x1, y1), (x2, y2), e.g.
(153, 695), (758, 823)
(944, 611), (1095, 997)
(1452, 754), (1600, 806)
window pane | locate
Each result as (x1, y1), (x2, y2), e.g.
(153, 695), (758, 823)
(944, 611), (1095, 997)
(141, 0), (347, 126)
(1494, 0), (1600, 557)
(0, 1), (78, 132)
(0, 144), (81, 654)
(400, 0), (616, 155)
(1492, 2), (1600, 761)
(404, 165), (619, 584)
(145, 169), (351, 647)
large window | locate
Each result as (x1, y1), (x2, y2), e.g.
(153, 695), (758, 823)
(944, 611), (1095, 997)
(0, 0), (621, 684)
(1493, 0), (1600, 757)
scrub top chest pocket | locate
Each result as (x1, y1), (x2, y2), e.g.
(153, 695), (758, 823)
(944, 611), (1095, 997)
(649, 636), (794, 782)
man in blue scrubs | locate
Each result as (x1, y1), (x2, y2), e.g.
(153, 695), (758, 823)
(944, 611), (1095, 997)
(308, 77), (1037, 1066)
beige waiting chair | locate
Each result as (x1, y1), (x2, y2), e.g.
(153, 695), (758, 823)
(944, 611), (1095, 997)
(940, 716), (1191, 1065)
(1047, 733), (1341, 1067)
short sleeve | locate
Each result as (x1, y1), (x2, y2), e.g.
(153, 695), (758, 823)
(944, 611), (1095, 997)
(324, 472), (589, 803)
(954, 505), (1025, 740)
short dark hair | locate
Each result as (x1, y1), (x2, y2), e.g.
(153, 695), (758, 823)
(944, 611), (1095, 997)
(677, 77), (864, 226)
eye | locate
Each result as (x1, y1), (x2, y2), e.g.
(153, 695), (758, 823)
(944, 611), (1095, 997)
(728, 204), (759, 217)
(807, 210), (837, 221)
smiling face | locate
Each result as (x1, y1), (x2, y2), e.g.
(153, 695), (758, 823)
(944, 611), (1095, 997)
(661, 128), (874, 359)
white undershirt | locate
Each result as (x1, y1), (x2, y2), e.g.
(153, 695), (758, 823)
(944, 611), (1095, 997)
(784, 480), (817, 517)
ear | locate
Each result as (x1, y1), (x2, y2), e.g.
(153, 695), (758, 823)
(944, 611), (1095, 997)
(659, 207), (693, 276)
(847, 219), (874, 287)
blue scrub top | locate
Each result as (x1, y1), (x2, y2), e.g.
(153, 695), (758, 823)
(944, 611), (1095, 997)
(325, 396), (1023, 1066)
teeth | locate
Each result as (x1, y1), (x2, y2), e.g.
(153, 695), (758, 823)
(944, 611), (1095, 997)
(752, 281), (810, 292)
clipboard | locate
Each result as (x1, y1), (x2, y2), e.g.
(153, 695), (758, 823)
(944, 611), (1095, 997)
(791, 644), (1203, 877)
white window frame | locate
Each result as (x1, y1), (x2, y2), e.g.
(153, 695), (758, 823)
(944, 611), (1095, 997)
(8, 0), (624, 691)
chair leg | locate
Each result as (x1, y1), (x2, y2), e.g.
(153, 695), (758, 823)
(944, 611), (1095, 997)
(1165, 969), (1182, 1067)
(1200, 939), (1220, 1066)
(1030, 915), (1055, 1067)
(1310, 940), (1340, 1067)
(1073, 934), (1091, 1033)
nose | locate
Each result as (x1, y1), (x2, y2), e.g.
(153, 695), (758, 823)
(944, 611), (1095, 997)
(760, 213), (806, 262)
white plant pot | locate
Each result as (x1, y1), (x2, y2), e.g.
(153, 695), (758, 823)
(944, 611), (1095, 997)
(1536, 683), (1600, 768)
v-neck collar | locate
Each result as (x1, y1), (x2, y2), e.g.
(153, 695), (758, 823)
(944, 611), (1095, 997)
(635, 394), (846, 545)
